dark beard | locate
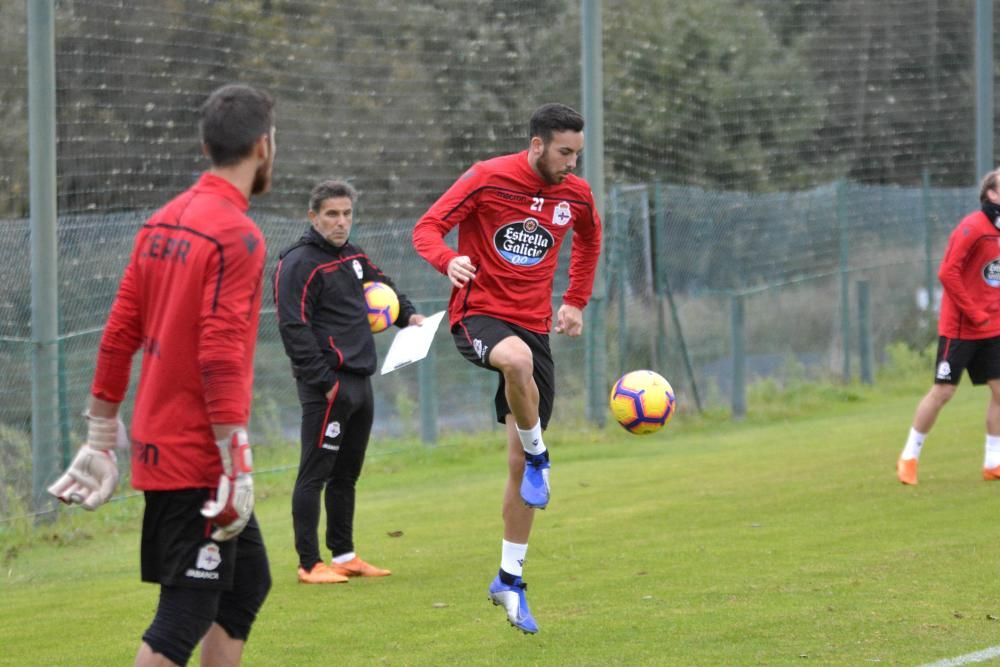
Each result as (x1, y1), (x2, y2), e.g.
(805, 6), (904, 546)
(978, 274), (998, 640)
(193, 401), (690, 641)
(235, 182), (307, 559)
(251, 161), (272, 195)
(536, 153), (561, 185)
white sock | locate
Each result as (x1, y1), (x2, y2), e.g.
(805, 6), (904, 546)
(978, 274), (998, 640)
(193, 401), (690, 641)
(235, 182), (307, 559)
(500, 540), (528, 578)
(517, 421), (546, 456)
(332, 552), (356, 564)
(984, 435), (1000, 469)
(901, 428), (926, 460)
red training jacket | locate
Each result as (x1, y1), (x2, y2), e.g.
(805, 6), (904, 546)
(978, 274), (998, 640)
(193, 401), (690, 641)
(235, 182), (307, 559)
(91, 173), (266, 490)
(413, 151), (602, 333)
(938, 209), (1000, 340)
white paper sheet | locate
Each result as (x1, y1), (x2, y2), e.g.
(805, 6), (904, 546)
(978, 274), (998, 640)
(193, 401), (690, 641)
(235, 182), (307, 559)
(380, 310), (447, 375)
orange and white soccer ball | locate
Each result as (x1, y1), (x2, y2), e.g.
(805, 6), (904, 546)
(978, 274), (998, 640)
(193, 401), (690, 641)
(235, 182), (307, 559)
(609, 370), (676, 435)
(363, 281), (399, 333)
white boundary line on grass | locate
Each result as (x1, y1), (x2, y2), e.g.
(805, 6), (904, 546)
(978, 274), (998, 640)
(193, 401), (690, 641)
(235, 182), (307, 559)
(919, 645), (1000, 667)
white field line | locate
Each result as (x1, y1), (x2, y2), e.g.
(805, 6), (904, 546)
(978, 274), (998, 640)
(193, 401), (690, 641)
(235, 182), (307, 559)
(918, 645), (1000, 667)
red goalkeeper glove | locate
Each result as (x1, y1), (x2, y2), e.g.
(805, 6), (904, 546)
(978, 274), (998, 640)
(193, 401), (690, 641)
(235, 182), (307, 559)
(200, 429), (254, 541)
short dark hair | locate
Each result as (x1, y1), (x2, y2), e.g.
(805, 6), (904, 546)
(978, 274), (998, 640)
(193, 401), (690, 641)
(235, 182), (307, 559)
(981, 169), (1000, 204)
(199, 84), (274, 167)
(309, 179), (358, 212)
(529, 103), (585, 144)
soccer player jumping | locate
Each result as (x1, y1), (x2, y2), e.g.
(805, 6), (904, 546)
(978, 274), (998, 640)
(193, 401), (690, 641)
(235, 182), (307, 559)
(413, 103), (602, 633)
(48, 84), (276, 666)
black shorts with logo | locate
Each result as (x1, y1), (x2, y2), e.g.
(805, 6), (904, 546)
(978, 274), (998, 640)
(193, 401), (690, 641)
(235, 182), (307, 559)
(452, 315), (555, 429)
(933, 335), (1000, 385)
(140, 488), (267, 591)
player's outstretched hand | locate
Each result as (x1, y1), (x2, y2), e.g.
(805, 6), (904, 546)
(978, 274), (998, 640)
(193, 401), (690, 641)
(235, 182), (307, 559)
(47, 413), (125, 510)
(201, 429), (254, 541)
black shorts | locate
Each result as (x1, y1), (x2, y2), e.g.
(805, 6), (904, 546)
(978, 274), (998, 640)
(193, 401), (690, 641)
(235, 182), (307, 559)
(934, 335), (1000, 385)
(452, 315), (555, 429)
(141, 488), (267, 591)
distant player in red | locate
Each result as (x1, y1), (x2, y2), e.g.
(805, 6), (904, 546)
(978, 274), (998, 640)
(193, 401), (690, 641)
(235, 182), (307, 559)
(48, 84), (276, 666)
(897, 168), (1000, 485)
(413, 103), (602, 633)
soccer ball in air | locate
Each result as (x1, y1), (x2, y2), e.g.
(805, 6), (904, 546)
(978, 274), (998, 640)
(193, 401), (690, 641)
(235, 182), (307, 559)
(609, 370), (676, 435)
(363, 281), (399, 333)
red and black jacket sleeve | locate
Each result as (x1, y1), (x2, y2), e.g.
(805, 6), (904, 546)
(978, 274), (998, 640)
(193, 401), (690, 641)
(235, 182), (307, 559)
(564, 189), (602, 310)
(199, 224), (266, 424)
(91, 242), (145, 402)
(412, 164), (483, 275)
(273, 247), (337, 392)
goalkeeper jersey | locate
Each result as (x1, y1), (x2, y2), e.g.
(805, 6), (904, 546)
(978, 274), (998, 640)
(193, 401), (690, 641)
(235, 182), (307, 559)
(938, 209), (1000, 340)
(91, 173), (265, 490)
(413, 150), (602, 334)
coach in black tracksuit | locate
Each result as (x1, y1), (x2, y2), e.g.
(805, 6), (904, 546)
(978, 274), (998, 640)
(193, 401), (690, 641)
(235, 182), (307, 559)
(274, 179), (422, 583)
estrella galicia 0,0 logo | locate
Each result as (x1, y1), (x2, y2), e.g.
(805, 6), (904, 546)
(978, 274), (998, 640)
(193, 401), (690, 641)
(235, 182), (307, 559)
(493, 218), (553, 267)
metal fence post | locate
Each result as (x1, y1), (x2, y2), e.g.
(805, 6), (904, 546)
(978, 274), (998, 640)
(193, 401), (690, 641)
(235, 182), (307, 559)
(653, 182), (702, 413)
(837, 180), (851, 381)
(418, 342), (437, 445)
(610, 186), (627, 372)
(581, 0), (606, 427)
(731, 294), (746, 420)
(922, 168), (934, 314)
(857, 280), (874, 384)
(58, 336), (71, 466)
(976, 0), (993, 178)
(28, 0), (60, 515)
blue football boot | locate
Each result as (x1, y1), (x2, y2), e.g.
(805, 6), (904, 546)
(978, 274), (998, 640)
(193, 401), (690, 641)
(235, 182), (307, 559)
(520, 450), (550, 509)
(488, 574), (539, 634)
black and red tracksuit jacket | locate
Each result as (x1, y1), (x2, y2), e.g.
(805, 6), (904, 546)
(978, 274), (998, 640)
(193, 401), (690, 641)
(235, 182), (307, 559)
(273, 226), (416, 392)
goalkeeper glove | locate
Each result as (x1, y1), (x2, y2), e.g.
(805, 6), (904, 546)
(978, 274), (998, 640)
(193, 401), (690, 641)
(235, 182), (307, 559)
(200, 429), (254, 542)
(47, 413), (126, 511)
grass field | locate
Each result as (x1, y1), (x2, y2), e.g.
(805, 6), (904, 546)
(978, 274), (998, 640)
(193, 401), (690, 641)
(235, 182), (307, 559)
(4, 368), (1000, 666)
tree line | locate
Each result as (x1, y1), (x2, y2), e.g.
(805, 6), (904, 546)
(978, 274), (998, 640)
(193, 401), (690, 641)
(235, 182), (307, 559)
(0, 0), (982, 221)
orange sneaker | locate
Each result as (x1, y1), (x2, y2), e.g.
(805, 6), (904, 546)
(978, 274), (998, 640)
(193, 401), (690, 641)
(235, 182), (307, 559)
(983, 465), (1000, 481)
(897, 457), (918, 485)
(298, 562), (349, 584)
(330, 556), (391, 577)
